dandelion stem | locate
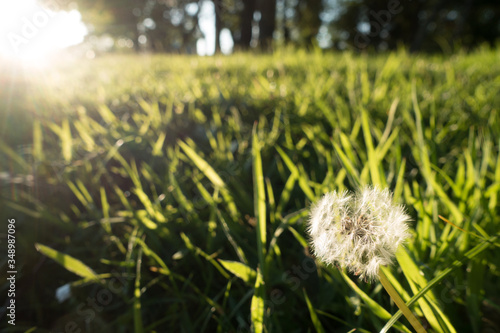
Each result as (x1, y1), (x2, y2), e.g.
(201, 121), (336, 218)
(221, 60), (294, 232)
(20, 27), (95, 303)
(378, 268), (427, 333)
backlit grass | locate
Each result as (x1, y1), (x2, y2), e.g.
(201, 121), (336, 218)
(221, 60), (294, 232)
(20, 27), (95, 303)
(1, 48), (499, 332)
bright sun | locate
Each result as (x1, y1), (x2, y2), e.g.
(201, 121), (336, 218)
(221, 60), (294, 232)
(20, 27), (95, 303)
(0, 0), (87, 63)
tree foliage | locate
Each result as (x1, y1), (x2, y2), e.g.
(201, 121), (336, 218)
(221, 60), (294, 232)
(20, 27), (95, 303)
(332, 0), (500, 52)
(66, 0), (500, 52)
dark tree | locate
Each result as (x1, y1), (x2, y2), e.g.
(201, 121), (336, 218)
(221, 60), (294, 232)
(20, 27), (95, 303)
(214, 0), (223, 52)
(68, 0), (201, 53)
(237, 0), (257, 49)
(258, 0), (277, 50)
(296, 0), (324, 48)
(331, 0), (500, 52)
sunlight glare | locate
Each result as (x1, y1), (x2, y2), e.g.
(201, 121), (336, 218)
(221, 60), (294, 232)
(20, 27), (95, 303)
(0, 0), (87, 63)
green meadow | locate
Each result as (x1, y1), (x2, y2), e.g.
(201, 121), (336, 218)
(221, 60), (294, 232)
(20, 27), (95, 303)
(1, 48), (499, 332)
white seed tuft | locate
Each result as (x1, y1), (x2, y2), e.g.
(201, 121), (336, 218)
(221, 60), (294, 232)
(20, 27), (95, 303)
(307, 186), (411, 282)
(55, 283), (72, 303)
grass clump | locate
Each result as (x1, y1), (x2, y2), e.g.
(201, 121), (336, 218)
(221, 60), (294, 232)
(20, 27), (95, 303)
(1, 48), (499, 332)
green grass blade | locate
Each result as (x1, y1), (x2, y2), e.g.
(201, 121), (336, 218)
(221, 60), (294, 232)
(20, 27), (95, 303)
(76, 179), (94, 206)
(60, 119), (73, 163)
(219, 259), (257, 285)
(100, 186), (111, 233)
(303, 289), (326, 333)
(381, 233), (499, 333)
(216, 210), (248, 264)
(360, 106), (382, 186)
(276, 173), (297, 216)
(0, 140), (29, 171)
(252, 126), (267, 276)
(152, 132), (166, 156)
(378, 269), (426, 333)
(331, 140), (361, 186)
(134, 248), (144, 333)
(97, 104), (118, 125)
(35, 243), (98, 280)
(180, 232), (230, 279)
(395, 249), (450, 332)
(340, 271), (392, 320)
(66, 180), (90, 208)
(33, 119), (44, 161)
(178, 140), (224, 187)
(393, 159), (406, 202)
(275, 146), (315, 201)
(250, 269), (265, 333)
(338, 270), (411, 333)
(178, 140), (238, 219)
(74, 120), (95, 152)
(133, 188), (166, 223)
(134, 238), (170, 274)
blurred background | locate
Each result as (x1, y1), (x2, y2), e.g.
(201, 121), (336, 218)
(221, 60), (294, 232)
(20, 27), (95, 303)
(0, 0), (499, 61)
(1, 1), (500, 333)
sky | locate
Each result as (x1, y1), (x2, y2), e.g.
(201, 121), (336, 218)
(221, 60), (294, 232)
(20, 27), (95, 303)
(197, 1), (234, 55)
(0, 0), (231, 63)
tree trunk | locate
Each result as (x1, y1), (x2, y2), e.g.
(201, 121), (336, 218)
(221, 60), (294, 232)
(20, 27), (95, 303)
(258, 0), (276, 51)
(453, 0), (474, 41)
(214, 0), (222, 53)
(238, 0), (256, 49)
(410, 0), (446, 52)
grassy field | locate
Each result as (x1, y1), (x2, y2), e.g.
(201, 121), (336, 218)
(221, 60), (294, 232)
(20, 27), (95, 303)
(1, 48), (499, 332)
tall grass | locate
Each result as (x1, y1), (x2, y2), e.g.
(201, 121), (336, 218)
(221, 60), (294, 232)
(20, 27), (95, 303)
(1, 48), (499, 332)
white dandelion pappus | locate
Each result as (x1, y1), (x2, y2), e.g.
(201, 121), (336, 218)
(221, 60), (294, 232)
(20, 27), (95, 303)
(307, 186), (411, 282)
(55, 283), (72, 303)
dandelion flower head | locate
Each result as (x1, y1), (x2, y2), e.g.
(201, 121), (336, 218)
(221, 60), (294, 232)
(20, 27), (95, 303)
(307, 186), (411, 282)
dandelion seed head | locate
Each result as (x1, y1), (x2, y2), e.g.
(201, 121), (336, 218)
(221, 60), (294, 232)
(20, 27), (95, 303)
(307, 186), (410, 282)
